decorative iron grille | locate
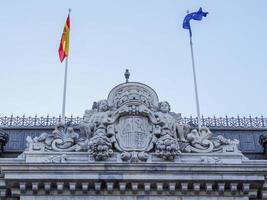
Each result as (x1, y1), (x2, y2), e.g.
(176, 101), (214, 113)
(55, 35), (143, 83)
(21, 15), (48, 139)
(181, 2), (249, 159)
(0, 115), (266, 129)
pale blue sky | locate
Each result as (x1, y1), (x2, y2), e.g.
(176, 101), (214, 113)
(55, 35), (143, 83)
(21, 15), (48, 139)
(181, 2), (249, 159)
(0, 0), (266, 117)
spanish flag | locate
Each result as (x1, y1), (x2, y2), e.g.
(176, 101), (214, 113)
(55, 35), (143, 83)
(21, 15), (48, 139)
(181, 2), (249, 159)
(58, 14), (70, 62)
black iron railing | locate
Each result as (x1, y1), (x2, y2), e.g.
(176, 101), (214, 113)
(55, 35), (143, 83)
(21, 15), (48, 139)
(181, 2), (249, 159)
(0, 115), (81, 128)
(0, 115), (267, 129)
(183, 116), (267, 129)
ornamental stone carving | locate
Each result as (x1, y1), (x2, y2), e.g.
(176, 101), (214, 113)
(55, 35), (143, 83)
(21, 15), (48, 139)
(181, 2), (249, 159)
(26, 122), (88, 152)
(24, 81), (242, 163)
(155, 133), (180, 160)
(184, 127), (239, 153)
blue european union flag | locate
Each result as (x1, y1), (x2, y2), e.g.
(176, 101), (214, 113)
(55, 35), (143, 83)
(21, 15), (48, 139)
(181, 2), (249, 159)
(183, 7), (208, 37)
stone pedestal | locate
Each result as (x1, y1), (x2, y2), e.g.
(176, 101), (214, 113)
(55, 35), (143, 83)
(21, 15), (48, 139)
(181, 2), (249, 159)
(22, 151), (247, 164)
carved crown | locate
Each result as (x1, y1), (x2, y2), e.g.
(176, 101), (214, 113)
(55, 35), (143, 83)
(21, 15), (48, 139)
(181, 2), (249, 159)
(107, 82), (159, 109)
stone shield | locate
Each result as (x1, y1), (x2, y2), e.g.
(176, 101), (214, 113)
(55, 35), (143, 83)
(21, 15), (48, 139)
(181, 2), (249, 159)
(115, 116), (153, 151)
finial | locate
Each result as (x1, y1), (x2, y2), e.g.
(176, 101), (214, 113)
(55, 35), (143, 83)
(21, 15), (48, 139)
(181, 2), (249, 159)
(124, 69), (130, 83)
(187, 10), (190, 14)
(68, 8), (72, 14)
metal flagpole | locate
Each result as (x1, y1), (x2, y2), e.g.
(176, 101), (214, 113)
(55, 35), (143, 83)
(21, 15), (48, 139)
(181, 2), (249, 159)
(61, 57), (68, 123)
(183, 9), (208, 131)
(189, 34), (201, 131)
(61, 9), (71, 124)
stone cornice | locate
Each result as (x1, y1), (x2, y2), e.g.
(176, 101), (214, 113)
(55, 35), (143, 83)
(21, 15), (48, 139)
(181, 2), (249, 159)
(0, 161), (265, 198)
(1, 161), (267, 176)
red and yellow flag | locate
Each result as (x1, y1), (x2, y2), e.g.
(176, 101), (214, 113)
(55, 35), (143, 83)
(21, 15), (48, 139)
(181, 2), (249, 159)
(58, 14), (70, 62)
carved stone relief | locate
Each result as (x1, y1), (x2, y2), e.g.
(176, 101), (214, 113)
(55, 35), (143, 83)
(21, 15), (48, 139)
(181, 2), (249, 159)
(25, 82), (241, 162)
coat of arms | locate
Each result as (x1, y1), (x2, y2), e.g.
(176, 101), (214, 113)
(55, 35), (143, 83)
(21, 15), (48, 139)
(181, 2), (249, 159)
(27, 81), (240, 163)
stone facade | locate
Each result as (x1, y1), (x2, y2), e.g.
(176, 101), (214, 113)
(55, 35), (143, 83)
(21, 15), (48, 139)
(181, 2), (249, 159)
(1, 81), (267, 199)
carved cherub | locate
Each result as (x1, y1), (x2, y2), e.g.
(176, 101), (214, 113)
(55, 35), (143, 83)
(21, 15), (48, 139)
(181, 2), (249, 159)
(154, 101), (187, 142)
(91, 100), (112, 127)
(81, 100), (113, 138)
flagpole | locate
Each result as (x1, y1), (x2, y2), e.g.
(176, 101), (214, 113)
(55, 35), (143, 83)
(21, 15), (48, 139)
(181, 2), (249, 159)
(61, 9), (71, 124)
(61, 57), (68, 123)
(183, 8), (208, 131)
(189, 34), (201, 131)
